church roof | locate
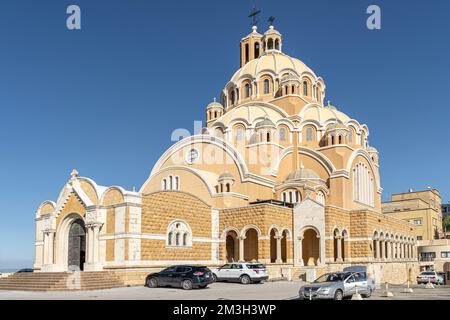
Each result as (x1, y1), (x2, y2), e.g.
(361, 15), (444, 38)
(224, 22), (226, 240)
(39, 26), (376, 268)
(285, 166), (321, 182)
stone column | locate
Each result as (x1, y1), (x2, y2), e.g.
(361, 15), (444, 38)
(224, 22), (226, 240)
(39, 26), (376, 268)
(297, 236), (304, 266)
(87, 226), (94, 264)
(375, 239), (381, 260)
(47, 230), (55, 265)
(43, 232), (49, 265)
(92, 225), (100, 264)
(386, 241), (391, 260)
(238, 236), (245, 262)
(336, 236), (343, 262)
(380, 239), (385, 261)
(275, 236), (282, 263)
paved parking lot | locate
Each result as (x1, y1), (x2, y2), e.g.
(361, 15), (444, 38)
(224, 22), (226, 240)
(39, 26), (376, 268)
(1, 281), (450, 300)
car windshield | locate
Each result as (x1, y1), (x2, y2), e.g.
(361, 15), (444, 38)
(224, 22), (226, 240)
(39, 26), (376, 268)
(246, 264), (265, 269)
(314, 273), (348, 283)
(421, 272), (435, 275)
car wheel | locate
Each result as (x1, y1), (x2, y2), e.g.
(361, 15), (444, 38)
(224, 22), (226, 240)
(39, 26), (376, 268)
(363, 288), (372, 298)
(182, 279), (193, 290)
(333, 289), (343, 301)
(240, 275), (251, 285)
(147, 277), (158, 288)
(212, 274), (218, 282)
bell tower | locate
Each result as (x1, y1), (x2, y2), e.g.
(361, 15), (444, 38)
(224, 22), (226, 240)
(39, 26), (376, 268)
(240, 7), (263, 67)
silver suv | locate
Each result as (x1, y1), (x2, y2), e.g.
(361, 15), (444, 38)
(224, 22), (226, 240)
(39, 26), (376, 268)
(299, 271), (375, 300)
(210, 263), (269, 284)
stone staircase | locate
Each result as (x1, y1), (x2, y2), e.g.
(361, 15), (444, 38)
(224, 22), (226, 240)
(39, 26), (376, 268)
(0, 271), (126, 291)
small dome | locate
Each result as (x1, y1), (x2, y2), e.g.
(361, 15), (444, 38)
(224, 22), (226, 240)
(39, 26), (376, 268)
(367, 146), (378, 154)
(326, 122), (348, 131)
(285, 167), (320, 182)
(206, 98), (223, 110)
(218, 172), (235, 181)
(255, 118), (276, 129)
(264, 25), (281, 36)
(281, 73), (299, 82)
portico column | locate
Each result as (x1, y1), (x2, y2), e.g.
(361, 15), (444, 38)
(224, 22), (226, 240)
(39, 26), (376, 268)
(275, 236), (282, 263)
(92, 225), (100, 263)
(238, 236), (245, 262)
(380, 239), (385, 261)
(47, 230), (55, 265)
(298, 236), (304, 266)
(387, 241), (391, 260)
(87, 226), (94, 264)
(336, 236), (343, 262)
(43, 232), (49, 265)
(376, 239), (381, 260)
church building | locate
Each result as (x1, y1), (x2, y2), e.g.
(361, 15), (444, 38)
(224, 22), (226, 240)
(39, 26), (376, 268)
(34, 22), (419, 285)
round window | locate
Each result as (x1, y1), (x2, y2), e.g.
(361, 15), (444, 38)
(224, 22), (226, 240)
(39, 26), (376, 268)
(186, 149), (199, 164)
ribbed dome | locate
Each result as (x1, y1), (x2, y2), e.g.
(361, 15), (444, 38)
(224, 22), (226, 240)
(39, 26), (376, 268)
(255, 118), (276, 128)
(229, 51), (317, 84)
(264, 26), (281, 36)
(285, 167), (320, 182)
(206, 100), (223, 110)
(218, 172), (235, 181)
(326, 122), (348, 131)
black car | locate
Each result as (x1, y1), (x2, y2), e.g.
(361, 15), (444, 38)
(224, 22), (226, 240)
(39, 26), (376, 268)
(145, 265), (214, 290)
(16, 268), (34, 273)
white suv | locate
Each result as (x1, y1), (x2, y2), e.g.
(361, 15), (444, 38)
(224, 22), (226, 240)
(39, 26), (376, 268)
(210, 263), (269, 284)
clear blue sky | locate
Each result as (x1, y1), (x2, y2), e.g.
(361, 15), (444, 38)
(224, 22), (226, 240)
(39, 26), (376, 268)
(0, 0), (449, 269)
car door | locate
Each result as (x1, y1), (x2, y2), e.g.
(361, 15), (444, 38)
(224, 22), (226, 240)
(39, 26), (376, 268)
(171, 266), (190, 287)
(353, 272), (369, 294)
(216, 264), (232, 280)
(230, 263), (244, 281)
(158, 266), (177, 286)
(343, 275), (356, 297)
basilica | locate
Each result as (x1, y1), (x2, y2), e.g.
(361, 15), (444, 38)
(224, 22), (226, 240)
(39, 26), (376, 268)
(34, 23), (418, 285)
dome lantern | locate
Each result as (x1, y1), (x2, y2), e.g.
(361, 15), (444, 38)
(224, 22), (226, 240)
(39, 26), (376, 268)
(205, 98), (224, 124)
(262, 25), (282, 53)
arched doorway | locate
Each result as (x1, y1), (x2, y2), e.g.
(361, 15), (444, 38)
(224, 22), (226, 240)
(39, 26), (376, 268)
(68, 219), (86, 271)
(270, 229), (277, 263)
(281, 230), (287, 263)
(225, 230), (238, 262)
(302, 229), (320, 266)
(244, 228), (258, 262)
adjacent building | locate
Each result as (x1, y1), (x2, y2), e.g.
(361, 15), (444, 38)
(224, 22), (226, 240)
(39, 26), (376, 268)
(382, 189), (443, 241)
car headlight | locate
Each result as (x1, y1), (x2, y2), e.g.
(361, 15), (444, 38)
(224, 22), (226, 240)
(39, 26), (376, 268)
(318, 287), (331, 294)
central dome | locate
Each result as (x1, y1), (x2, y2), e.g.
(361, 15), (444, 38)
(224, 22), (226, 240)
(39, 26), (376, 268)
(229, 51), (317, 84)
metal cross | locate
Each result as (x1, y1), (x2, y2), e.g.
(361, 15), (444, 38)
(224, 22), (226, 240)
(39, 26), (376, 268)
(268, 16), (275, 26)
(248, 6), (261, 27)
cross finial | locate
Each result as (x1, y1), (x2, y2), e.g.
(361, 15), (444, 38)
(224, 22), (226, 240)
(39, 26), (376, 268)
(213, 97), (216, 102)
(70, 169), (79, 180)
(248, 5), (261, 27)
(268, 16), (275, 27)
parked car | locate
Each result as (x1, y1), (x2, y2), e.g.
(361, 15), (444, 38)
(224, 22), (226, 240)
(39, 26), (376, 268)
(16, 268), (34, 273)
(343, 266), (376, 291)
(417, 271), (444, 285)
(145, 265), (214, 290)
(299, 271), (374, 300)
(210, 262), (268, 284)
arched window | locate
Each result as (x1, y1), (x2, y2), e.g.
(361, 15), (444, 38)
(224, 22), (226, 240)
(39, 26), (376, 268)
(266, 132), (271, 142)
(226, 183), (231, 192)
(169, 176), (173, 190)
(353, 163), (375, 206)
(230, 91), (235, 105)
(244, 83), (250, 98)
(306, 127), (314, 142)
(264, 79), (270, 94)
(275, 39), (280, 50)
(167, 221), (191, 247)
(235, 127), (244, 141)
(338, 135), (342, 144)
(316, 191), (325, 205)
(303, 81), (308, 96)
(348, 129), (354, 144)
(168, 232), (173, 246)
(174, 176), (179, 190)
(282, 189), (301, 204)
(255, 42), (260, 58)
(183, 233), (188, 246)
(292, 85), (295, 94)
(245, 43), (249, 63)
(175, 233), (180, 246)
(162, 178), (167, 190)
(268, 38), (274, 50)
(279, 127), (287, 141)
(214, 111), (217, 118)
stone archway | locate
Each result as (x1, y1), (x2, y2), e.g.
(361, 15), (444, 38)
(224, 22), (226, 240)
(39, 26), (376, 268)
(244, 228), (259, 262)
(68, 219), (86, 271)
(225, 230), (239, 262)
(302, 229), (320, 266)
